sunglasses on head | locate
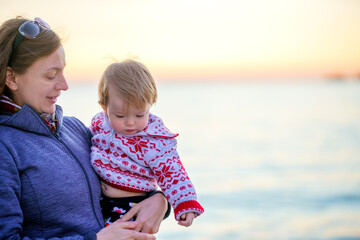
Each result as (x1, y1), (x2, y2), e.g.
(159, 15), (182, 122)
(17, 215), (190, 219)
(12, 17), (50, 52)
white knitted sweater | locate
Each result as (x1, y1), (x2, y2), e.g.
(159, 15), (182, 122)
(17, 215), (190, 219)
(90, 112), (204, 220)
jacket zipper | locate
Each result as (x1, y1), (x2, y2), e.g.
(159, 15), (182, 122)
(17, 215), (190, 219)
(36, 114), (103, 229)
(53, 132), (103, 229)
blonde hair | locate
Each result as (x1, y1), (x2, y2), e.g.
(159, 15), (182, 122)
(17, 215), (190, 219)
(98, 59), (157, 110)
(0, 16), (61, 96)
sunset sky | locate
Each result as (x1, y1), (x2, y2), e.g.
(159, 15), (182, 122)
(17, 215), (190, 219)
(1, 0), (360, 82)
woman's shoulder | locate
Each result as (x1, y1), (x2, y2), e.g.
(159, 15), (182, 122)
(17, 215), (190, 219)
(63, 115), (81, 123)
(62, 116), (91, 136)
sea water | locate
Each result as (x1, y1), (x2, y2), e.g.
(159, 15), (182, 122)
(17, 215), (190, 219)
(58, 81), (360, 240)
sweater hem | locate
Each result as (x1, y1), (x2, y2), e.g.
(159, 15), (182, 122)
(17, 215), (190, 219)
(101, 178), (152, 193)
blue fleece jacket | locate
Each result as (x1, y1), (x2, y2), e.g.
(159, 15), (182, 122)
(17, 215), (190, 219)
(0, 105), (104, 239)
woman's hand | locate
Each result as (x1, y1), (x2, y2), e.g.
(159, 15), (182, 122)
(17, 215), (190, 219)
(96, 221), (155, 240)
(120, 192), (168, 233)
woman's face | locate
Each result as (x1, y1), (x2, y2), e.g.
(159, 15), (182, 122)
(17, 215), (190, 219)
(9, 46), (68, 114)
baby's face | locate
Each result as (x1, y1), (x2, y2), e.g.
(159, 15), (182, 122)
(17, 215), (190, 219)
(103, 87), (150, 135)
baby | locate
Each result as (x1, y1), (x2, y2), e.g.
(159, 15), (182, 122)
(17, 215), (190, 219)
(90, 59), (204, 227)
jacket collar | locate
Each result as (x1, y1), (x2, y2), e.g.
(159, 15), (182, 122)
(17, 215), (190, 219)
(0, 104), (63, 136)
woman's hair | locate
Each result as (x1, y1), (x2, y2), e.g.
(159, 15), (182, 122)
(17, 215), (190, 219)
(0, 16), (61, 96)
(98, 59), (157, 110)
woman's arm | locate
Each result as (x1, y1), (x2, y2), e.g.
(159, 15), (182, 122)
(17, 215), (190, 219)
(0, 142), (23, 239)
(0, 140), (155, 240)
(120, 191), (169, 233)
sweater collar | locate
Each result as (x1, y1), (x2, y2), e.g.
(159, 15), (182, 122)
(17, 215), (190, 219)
(100, 112), (178, 138)
(142, 113), (178, 138)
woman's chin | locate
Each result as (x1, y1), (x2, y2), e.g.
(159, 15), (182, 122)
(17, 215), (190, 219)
(41, 105), (56, 115)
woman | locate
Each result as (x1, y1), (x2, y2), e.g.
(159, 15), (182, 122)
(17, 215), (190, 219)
(0, 16), (168, 240)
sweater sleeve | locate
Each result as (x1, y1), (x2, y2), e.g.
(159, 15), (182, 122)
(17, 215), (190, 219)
(0, 141), (95, 240)
(147, 138), (204, 220)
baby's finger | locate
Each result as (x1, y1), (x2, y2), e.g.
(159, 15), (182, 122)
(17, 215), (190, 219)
(178, 219), (191, 227)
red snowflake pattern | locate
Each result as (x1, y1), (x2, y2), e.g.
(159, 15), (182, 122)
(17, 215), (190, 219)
(125, 137), (149, 153)
(154, 164), (174, 184)
(92, 118), (103, 133)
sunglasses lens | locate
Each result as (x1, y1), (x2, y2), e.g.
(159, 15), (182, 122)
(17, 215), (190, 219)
(18, 22), (41, 39)
(34, 17), (50, 29)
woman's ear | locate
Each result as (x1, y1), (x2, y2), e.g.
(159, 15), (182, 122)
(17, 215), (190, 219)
(5, 67), (18, 91)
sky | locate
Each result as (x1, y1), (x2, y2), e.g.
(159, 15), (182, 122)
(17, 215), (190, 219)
(1, 0), (360, 82)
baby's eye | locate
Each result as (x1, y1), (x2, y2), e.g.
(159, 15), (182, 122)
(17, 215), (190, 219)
(136, 115), (144, 118)
(116, 115), (124, 118)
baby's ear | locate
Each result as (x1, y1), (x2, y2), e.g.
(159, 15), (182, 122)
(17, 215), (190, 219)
(99, 102), (107, 113)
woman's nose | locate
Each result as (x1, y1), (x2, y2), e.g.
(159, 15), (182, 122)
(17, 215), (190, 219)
(56, 73), (68, 91)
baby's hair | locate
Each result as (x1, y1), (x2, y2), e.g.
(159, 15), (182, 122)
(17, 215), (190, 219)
(98, 59), (157, 110)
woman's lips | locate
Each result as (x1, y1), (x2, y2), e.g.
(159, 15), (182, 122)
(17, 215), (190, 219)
(47, 96), (58, 104)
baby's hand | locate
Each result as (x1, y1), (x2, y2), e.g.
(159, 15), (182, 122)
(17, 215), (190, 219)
(178, 212), (195, 227)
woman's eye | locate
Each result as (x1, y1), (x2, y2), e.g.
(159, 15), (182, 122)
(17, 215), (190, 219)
(46, 72), (57, 80)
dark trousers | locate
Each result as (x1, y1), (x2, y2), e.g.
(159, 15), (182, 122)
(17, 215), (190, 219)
(100, 191), (171, 226)
(100, 194), (149, 226)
